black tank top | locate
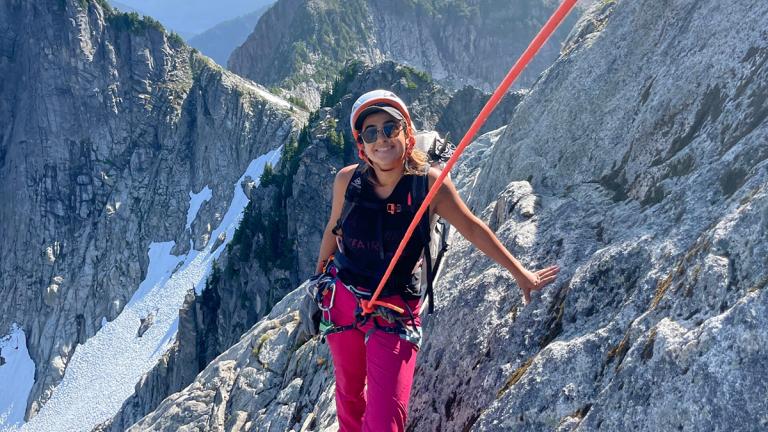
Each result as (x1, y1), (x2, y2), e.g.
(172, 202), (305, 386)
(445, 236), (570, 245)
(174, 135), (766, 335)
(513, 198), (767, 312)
(337, 173), (427, 298)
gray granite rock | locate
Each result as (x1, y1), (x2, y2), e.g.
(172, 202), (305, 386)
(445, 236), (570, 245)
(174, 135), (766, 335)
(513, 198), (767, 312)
(410, 0), (768, 430)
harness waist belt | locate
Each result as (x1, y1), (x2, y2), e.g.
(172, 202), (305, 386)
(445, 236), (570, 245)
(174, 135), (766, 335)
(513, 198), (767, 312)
(332, 252), (419, 298)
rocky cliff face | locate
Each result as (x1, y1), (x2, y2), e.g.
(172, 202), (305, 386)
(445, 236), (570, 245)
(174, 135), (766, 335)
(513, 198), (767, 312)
(0, 0), (302, 422)
(228, 0), (577, 108)
(123, 0), (768, 430)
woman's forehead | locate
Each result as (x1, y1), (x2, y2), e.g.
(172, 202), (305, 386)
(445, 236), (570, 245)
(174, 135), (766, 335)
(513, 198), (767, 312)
(361, 111), (398, 128)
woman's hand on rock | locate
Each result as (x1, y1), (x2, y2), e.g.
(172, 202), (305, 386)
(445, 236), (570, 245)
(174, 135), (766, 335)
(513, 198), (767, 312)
(517, 265), (560, 303)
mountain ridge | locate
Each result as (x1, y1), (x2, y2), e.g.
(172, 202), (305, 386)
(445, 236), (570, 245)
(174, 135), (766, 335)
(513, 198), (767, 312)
(228, 0), (577, 109)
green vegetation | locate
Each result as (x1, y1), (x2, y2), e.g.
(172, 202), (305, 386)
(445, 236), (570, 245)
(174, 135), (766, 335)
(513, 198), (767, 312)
(291, 41), (312, 72)
(287, 95), (309, 110)
(399, 64), (432, 90)
(224, 119), (318, 276)
(278, 0), (370, 91)
(400, 65), (431, 84)
(326, 129), (345, 159)
(251, 332), (272, 359)
(397, 0), (481, 21)
(107, 11), (166, 35)
(207, 261), (222, 289)
(167, 31), (184, 46)
(283, 126), (313, 179)
(320, 61), (362, 107)
(259, 162), (277, 187)
(95, 0), (111, 11)
(72, 0), (112, 11)
(225, 188), (291, 274)
(201, 262), (222, 312)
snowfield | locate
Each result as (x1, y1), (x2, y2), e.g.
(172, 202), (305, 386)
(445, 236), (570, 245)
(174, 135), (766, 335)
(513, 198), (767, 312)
(0, 325), (34, 430)
(0, 148), (281, 432)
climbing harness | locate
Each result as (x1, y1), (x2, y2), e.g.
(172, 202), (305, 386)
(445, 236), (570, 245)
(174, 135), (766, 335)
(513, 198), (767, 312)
(360, 0), (580, 316)
(312, 260), (423, 348)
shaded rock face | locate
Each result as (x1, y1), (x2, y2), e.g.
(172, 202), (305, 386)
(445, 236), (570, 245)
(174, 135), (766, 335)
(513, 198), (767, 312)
(127, 0), (768, 430)
(102, 60), (521, 431)
(0, 0), (300, 420)
(228, 0), (577, 108)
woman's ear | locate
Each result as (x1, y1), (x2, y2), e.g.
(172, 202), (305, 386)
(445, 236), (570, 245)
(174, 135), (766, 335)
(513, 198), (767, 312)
(357, 145), (369, 164)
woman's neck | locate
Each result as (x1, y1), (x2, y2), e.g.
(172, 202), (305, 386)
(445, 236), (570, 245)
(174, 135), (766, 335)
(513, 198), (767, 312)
(371, 162), (404, 187)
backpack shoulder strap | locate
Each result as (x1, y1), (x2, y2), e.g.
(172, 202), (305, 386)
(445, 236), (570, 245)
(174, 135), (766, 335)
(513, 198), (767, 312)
(408, 165), (431, 239)
(332, 164), (365, 236)
(409, 169), (436, 314)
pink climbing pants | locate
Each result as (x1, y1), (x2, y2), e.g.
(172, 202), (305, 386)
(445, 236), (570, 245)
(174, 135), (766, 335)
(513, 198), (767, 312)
(323, 278), (421, 432)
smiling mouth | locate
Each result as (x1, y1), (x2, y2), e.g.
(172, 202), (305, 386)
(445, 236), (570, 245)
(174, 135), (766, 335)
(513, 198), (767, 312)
(374, 145), (395, 153)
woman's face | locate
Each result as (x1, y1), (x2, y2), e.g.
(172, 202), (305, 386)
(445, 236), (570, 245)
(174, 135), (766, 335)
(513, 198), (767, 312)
(360, 111), (406, 170)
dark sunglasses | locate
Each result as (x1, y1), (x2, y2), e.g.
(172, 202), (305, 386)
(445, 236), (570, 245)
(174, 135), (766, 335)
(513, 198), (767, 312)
(360, 121), (403, 144)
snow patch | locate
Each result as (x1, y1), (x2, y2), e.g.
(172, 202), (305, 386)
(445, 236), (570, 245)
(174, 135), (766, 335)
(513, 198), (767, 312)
(20, 147), (282, 432)
(0, 324), (35, 431)
(186, 185), (212, 230)
(240, 80), (294, 110)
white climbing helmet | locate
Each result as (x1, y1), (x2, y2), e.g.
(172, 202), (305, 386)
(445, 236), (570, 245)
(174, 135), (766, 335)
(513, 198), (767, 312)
(349, 89), (414, 140)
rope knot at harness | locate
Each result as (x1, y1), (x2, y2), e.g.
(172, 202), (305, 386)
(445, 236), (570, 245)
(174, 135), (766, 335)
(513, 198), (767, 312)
(361, 299), (404, 315)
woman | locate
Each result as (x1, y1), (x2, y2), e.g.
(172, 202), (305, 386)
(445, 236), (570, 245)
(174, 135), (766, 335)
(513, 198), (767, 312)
(314, 89), (559, 431)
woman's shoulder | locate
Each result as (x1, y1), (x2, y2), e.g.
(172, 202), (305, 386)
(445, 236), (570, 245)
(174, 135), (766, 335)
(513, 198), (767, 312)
(426, 166), (442, 188)
(334, 164), (360, 184)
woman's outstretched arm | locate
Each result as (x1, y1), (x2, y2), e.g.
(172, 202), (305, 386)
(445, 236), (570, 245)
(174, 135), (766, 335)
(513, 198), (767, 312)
(429, 168), (559, 302)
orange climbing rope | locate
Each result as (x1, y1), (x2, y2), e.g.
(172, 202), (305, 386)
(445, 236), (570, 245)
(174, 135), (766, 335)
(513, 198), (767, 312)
(361, 0), (579, 315)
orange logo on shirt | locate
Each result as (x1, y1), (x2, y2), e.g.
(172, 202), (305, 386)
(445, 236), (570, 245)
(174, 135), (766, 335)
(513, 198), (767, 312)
(386, 203), (402, 214)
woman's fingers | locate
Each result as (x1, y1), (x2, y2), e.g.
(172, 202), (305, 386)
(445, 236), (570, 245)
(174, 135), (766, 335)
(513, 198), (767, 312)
(520, 265), (561, 303)
(537, 265), (560, 277)
(534, 265), (560, 288)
